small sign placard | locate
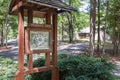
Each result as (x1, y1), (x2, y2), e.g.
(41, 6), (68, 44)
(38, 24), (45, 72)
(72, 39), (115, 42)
(30, 31), (50, 50)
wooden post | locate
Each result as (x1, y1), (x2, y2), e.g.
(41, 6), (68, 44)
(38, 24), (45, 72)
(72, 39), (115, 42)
(27, 10), (33, 70)
(52, 12), (59, 80)
(46, 13), (51, 67)
(28, 10), (33, 25)
(14, 7), (24, 80)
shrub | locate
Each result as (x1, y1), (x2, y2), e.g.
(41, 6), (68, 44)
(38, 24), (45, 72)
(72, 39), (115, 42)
(30, 58), (51, 80)
(58, 54), (115, 80)
(31, 54), (115, 80)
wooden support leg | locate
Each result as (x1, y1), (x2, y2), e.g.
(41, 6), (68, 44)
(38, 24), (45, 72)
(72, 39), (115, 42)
(14, 71), (24, 80)
(52, 67), (59, 80)
(28, 53), (33, 70)
(14, 7), (24, 80)
(46, 13), (51, 68)
(52, 12), (59, 80)
(46, 53), (51, 67)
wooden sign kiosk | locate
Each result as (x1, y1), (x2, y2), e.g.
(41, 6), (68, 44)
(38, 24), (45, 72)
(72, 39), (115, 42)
(9, 0), (75, 80)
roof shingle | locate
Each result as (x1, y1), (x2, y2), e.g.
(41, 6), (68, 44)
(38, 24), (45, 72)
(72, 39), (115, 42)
(26, 0), (76, 12)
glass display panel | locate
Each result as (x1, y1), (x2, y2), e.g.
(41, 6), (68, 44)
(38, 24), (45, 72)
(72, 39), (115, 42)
(30, 31), (50, 50)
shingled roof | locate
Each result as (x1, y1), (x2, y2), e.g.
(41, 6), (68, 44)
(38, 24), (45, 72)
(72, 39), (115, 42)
(26, 0), (76, 12)
(9, 0), (76, 17)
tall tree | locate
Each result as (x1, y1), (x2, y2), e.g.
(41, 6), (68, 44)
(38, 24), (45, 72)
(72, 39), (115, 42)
(0, 0), (9, 46)
(89, 0), (97, 56)
(102, 0), (109, 54)
(58, 0), (89, 43)
(97, 0), (101, 52)
(113, 8), (119, 54)
(66, 0), (77, 43)
(108, 0), (120, 55)
(0, 0), (18, 47)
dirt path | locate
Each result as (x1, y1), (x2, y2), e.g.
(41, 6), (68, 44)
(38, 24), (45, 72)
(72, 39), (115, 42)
(113, 61), (120, 76)
(58, 42), (87, 54)
(0, 39), (18, 60)
(0, 40), (88, 60)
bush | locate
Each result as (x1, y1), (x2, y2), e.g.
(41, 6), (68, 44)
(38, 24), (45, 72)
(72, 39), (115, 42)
(31, 54), (115, 80)
(30, 58), (51, 80)
(58, 54), (115, 80)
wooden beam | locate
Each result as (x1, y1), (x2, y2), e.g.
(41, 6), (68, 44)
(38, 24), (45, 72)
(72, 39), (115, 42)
(23, 6), (55, 14)
(33, 11), (46, 18)
(46, 13), (51, 24)
(12, 1), (23, 12)
(23, 6), (49, 12)
(27, 10), (33, 70)
(52, 12), (58, 66)
(46, 13), (52, 67)
(52, 11), (59, 80)
(28, 10), (33, 25)
(25, 29), (30, 54)
(14, 7), (24, 80)
(9, 0), (16, 14)
(46, 52), (51, 67)
(24, 66), (54, 74)
(27, 24), (52, 31)
(52, 67), (59, 80)
(40, 7), (50, 12)
(27, 53), (33, 70)
(25, 10), (33, 54)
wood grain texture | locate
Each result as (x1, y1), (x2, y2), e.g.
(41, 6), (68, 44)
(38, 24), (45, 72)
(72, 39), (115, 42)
(14, 7), (24, 80)
(52, 11), (59, 80)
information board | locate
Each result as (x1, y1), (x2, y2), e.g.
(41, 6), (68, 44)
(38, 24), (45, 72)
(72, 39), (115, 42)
(30, 31), (50, 50)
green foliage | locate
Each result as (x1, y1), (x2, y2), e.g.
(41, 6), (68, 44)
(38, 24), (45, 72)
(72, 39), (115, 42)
(0, 57), (17, 80)
(0, 57), (32, 80)
(58, 0), (89, 41)
(0, 0), (18, 41)
(108, 0), (120, 37)
(8, 16), (18, 39)
(31, 54), (115, 80)
(30, 58), (51, 80)
(0, 54), (116, 80)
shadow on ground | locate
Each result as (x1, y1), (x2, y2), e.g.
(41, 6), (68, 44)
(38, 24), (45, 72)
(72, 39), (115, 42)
(0, 39), (18, 60)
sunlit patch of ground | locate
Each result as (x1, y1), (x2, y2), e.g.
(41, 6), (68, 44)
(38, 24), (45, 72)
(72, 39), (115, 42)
(0, 46), (13, 52)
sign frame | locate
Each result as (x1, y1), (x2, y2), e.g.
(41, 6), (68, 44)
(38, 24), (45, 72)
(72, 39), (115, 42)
(25, 24), (53, 53)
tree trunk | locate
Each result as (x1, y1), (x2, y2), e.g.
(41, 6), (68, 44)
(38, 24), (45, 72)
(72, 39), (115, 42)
(68, 0), (74, 43)
(67, 13), (73, 43)
(69, 24), (73, 43)
(1, 24), (4, 47)
(102, 0), (109, 55)
(1, 5), (9, 47)
(4, 12), (9, 48)
(89, 0), (96, 56)
(97, 0), (101, 52)
(113, 10), (119, 55)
